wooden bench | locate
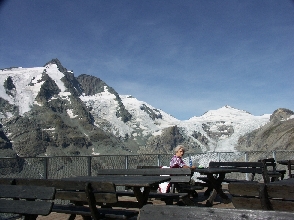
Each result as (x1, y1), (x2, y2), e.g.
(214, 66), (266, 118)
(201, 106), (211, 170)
(0, 178), (138, 219)
(258, 158), (286, 181)
(277, 160), (294, 178)
(0, 183), (55, 220)
(138, 204), (294, 219)
(228, 179), (294, 212)
(96, 168), (203, 205)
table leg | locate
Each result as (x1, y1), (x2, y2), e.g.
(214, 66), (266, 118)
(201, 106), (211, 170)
(133, 187), (150, 207)
(205, 173), (230, 207)
(206, 189), (217, 207)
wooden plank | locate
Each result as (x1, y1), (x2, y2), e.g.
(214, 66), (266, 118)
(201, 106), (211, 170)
(117, 191), (188, 199)
(96, 168), (192, 175)
(169, 176), (191, 183)
(231, 197), (263, 210)
(209, 162), (264, 174)
(97, 201), (147, 209)
(0, 178), (14, 185)
(270, 199), (294, 212)
(55, 191), (118, 203)
(209, 161), (264, 167)
(0, 184), (55, 200)
(0, 199), (53, 215)
(267, 184), (294, 200)
(65, 176), (171, 187)
(52, 204), (138, 219)
(137, 166), (162, 169)
(236, 167), (263, 173)
(13, 178), (116, 192)
(138, 205), (294, 219)
(228, 182), (261, 196)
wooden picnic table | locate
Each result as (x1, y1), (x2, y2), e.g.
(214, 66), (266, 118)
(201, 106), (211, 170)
(194, 167), (239, 206)
(63, 175), (171, 207)
(93, 168), (202, 205)
(277, 160), (294, 178)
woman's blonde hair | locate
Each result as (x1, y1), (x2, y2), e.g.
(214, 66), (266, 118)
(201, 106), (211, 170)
(174, 145), (185, 154)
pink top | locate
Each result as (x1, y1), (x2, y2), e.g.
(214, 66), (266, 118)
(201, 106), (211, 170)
(170, 155), (187, 168)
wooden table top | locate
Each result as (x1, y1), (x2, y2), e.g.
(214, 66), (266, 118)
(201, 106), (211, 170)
(63, 175), (171, 187)
(193, 167), (239, 174)
(96, 168), (192, 175)
(277, 160), (294, 165)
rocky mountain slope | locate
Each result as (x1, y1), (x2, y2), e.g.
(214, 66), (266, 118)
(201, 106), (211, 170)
(237, 108), (294, 151)
(0, 59), (293, 157)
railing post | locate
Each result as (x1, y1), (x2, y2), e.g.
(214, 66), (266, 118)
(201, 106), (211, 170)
(245, 152), (248, 180)
(87, 156), (92, 176)
(218, 152), (221, 162)
(125, 155), (128, 169)
(272, 151), (276, 160)
(157, 154), (161, 166)
(43, 157), (48, 179)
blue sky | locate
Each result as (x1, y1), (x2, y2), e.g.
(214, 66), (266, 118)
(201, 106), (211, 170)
(0, 0), (293, 120)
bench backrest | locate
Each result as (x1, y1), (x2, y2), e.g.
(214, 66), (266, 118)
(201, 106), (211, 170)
(0, 184), (55, 217)
(209, 161), (269, 182)
(288, 160), (294, 178)
(258, 158), (277, 172)
(229, 181), (294, 212)
(0, 178), (118, 204)
(96, 168), (192, 183)
(228, 181), (266, 210)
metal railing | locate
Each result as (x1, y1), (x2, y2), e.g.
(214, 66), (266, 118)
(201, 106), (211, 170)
(0, 151), (293, 180)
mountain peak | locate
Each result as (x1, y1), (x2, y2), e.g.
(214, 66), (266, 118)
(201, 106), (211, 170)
(44, 58), (67, 73)
(270, 108), (294, 122)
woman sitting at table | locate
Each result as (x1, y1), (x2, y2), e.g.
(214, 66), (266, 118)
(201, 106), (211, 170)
(170, 145), (196, 169)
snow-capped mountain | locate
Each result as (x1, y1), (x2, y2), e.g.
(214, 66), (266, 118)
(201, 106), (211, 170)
(0, 59), (293, 157)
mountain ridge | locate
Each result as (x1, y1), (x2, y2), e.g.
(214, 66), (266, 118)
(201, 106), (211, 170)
(0, 59), (293, 157)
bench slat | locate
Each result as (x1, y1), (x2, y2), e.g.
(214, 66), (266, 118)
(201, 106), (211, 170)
(228, 182), (261, 197)
(117, 191), (188, 198)
(11, 178), (116, 192)
(231, 197), (263, 210)
(266, 184), (294, 199)
(0, 184), (55, 200)
(55, 191), (118, 203)
(0, 184), (55, 217)
(209, 161), (264, 167)
(52, 204), (138, 219)
(0, 200), (53, 216)
(270, 200), (294, 212)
